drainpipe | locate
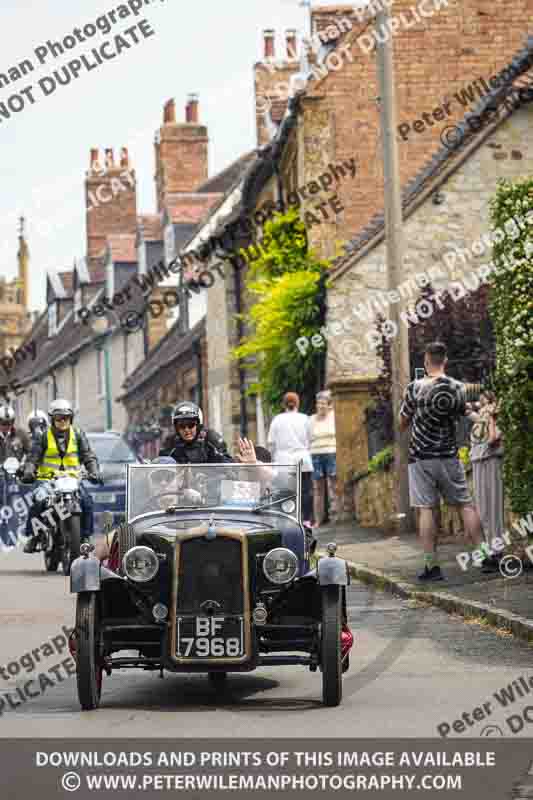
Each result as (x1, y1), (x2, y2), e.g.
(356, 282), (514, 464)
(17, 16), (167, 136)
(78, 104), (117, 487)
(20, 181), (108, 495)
(231, 255), (248, 438)
(193, 338), (203, 415)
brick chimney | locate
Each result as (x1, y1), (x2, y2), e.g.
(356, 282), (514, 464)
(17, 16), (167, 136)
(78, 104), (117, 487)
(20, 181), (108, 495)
(263, 29), (275, 59)
(85, 147), (137, 260)
(154, 96), (209, 212)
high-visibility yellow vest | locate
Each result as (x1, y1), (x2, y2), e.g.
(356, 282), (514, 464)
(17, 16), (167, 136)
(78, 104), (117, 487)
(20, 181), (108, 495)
(37, 427), (81, 480)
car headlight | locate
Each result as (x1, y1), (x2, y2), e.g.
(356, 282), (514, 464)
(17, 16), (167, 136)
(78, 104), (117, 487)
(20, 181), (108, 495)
(122, 546), (159, 583)
(262, 547), (298, 585)
(281, 499), (296, 514)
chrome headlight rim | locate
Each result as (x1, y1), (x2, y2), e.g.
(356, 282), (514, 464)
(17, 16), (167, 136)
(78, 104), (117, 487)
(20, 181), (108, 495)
(262, 547), (299, 585)
(122, 545), (159, 583)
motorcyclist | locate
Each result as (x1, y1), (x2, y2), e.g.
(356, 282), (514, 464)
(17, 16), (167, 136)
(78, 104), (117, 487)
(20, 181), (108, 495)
(0, 404), (31, 463)
(160, 402), (256, 464)
(22, 398), (103, 553)
(27, 409), (48, 442)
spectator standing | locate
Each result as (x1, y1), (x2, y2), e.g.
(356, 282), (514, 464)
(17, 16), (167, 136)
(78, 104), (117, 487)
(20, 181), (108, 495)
(267, 392), (313, 525)
(468, 391), (504, 572)
(309, 391), (337, 527)
(399, 342), (486, 582)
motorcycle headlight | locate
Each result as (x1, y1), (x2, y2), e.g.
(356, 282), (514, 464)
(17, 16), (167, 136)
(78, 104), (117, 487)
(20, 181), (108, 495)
(262, 547), (298, 585)
(122, 546), (159, 583)
(33, 486), (50, 505)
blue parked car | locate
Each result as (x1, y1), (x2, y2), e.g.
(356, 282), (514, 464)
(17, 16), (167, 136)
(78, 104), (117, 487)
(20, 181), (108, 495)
(84, 432), (140, 532)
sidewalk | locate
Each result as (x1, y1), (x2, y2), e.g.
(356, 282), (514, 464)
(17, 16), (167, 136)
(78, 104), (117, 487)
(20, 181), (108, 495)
(315, 522), (533, 643)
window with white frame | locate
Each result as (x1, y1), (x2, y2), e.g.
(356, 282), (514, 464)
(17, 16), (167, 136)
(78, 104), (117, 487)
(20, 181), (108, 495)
(164, 224), (175, 266)
(137, 241), (147, 276)
(48, 302), (57, 336)
(71, 363), (79, 414)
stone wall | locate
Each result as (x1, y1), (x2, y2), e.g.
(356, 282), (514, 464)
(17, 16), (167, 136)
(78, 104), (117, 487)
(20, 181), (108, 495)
(327, 107), (533, 383)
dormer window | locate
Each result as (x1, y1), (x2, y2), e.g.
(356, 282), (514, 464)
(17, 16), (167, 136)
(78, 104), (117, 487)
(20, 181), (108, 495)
(106, 252), (115, 299)
(48, 302), (57, 336)
(164, 224), (175, 266)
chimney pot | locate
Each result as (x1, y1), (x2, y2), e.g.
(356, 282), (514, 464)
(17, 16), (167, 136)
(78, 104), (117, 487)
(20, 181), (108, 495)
(105, 148), (114, 169)
(186, 93), (199, 123)
(286, 29), (297, 59)
(163, 98), (176, 123)
(263, 29), (275, 59)
(90, 148), (99, 166)
(120, 147), (129, 168)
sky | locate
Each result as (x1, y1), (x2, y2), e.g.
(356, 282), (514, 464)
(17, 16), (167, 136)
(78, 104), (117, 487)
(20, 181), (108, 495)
(0, 0), (366, 311)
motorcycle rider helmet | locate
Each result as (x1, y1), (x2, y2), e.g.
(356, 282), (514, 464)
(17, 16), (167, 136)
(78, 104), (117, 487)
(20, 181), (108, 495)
(0, 405), (15, 425)
(27, 409), (48, 432)
(172, 401), (203, 430)
(48, 398), (74, 422)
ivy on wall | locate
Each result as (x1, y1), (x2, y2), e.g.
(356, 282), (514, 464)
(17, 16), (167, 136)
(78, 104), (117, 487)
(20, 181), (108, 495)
(488, 177), (533, 514)
(232, 208), (329, 414)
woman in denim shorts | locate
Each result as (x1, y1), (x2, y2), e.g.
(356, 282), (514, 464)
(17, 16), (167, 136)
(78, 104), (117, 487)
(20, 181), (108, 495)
(309, 391), (337, 527)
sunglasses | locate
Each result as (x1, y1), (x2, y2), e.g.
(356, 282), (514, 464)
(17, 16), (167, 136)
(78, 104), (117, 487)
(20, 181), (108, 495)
(53, 415), (71, 422)
(177, 422), (197, 430)
(0, 420), (12, 426)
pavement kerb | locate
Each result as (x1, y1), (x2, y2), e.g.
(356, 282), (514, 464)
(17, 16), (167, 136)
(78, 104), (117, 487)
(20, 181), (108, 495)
(317, 550), (533, 644)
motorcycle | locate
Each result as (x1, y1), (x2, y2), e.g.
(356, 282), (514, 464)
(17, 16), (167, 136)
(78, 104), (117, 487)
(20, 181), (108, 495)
(0, 457), (23, 548)
(30, 469), (85, 576)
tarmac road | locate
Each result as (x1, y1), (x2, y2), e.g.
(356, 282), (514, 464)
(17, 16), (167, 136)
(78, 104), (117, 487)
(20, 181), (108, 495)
(0, 547), (531, 739)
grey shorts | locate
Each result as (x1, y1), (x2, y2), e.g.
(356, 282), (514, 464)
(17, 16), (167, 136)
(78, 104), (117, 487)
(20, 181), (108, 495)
(408, 457), (472, 508)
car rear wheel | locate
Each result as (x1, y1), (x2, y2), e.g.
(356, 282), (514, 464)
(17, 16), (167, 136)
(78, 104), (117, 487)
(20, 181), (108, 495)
(62, 515), (81, 577)
(321, 585), (342, 707)
(76, 592), (103, 710)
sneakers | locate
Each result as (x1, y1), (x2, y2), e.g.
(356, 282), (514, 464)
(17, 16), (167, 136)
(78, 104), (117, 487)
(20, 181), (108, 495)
(417, 565), (444, 582)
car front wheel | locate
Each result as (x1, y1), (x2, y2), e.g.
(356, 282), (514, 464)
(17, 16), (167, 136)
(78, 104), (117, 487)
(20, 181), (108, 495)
(321, 585), (342, 707)
(75, 592), (103, 710)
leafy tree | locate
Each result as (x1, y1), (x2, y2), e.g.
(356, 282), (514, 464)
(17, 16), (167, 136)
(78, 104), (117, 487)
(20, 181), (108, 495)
(233, 208), (329, 414)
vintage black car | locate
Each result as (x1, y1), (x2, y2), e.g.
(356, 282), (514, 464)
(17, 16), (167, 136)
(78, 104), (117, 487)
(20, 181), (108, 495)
(69, 462), (354, 710)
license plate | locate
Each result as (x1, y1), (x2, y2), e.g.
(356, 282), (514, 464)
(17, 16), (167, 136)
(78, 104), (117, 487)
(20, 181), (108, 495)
(177, 615), (244, 658)
(94, 492), (116, 503)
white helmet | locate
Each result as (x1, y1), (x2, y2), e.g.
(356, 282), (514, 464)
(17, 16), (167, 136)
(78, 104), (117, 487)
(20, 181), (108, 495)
(28, 409), (48, 431)
(48, 398), (74, 420)
(0, 405), (15, 424)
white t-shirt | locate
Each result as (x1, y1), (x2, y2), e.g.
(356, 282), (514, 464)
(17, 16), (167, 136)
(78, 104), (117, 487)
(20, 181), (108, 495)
(267, 411), (313, 472)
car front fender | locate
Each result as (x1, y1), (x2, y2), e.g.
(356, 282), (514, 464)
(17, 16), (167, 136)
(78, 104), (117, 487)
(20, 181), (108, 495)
(70, 556), (123, 593)
(317, 555), (350, 586)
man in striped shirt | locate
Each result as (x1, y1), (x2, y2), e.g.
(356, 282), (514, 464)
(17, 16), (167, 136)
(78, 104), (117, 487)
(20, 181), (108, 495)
(399, 342), (485, 581)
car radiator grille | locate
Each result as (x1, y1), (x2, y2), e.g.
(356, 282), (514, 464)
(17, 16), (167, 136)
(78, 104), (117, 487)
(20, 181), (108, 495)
(178, 537), (244, 615)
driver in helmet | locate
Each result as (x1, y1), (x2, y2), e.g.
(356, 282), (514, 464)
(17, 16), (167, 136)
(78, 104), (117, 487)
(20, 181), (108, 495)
(160, 402), (257, 465)
(0, 405), (31, 464)
(22, 398), (103, 553)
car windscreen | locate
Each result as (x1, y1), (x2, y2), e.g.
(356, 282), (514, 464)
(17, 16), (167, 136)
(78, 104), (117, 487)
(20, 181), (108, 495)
(88, 437), (137, 463)
(126, 463), (300, 522)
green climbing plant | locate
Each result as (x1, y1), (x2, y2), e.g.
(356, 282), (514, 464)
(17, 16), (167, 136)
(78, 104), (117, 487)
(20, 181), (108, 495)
(488, 177), (533, 514)
(233, 207), (330, 414)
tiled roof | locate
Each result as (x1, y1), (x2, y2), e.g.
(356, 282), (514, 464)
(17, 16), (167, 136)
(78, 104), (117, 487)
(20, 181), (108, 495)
(106, 234), (137, 263)
(138, 214), (163, 242)
(120, 317), (205, 400)
(196, 151), (257, 194)
(331, 38), (533, 278)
